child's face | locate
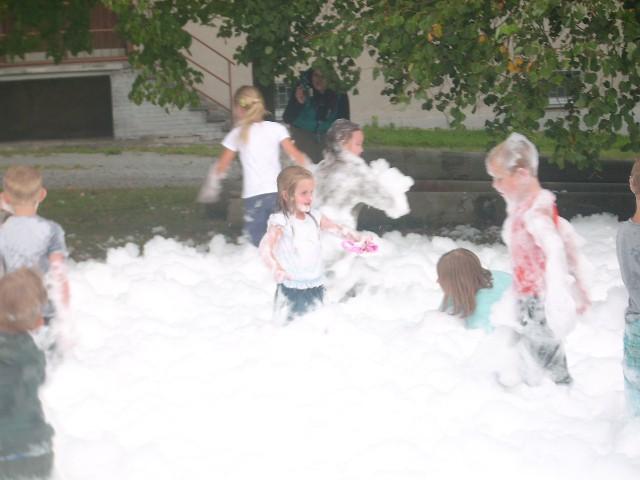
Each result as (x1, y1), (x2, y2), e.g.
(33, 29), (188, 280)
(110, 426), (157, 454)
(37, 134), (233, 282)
(487, 157), (524, 202)
(344, 130), (364, 156)
(233, 104), (246, 120)
(292, 178), (315, 214)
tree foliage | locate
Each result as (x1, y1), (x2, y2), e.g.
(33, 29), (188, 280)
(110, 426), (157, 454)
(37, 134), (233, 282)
(0, 0), (100, 62)
(1, 0), (639, 167)
(212, 1), (362, 94)
(329, 0), (640, 167)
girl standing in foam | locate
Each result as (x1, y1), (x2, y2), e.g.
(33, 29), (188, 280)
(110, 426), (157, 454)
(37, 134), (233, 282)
(437, 248), (512, 332)
(198, 86), (310, 246)
(259, 166), (370, 321)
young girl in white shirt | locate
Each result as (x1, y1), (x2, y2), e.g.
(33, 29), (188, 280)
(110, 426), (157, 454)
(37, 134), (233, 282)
(259, 165), (368, 321)
(198, 85), (309, 246)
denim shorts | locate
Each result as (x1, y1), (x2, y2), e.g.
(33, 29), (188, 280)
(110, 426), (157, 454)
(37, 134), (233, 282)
(243, 192), (278, 246)
(276, 284), (325, 321)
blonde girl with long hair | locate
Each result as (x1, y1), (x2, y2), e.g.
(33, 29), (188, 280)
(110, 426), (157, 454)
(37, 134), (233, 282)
(437, 248), (512, 332)
(259, 165), (370, 321)
(198, 85), (310, 246)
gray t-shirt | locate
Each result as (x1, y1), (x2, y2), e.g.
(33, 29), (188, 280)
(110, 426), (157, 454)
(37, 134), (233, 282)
(0, 215), (67, 275)
(617, 219), (640, 322)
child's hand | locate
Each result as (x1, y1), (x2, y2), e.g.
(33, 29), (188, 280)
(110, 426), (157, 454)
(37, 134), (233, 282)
(274, 267), (289, 283)
(576, 286), (591, 314)
(197, 167), (224, 203)
(357, 231), (376, 243)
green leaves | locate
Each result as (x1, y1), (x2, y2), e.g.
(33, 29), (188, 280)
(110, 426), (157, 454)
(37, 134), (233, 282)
(356, 0), (640, 168)
(1, 0), (638, 169)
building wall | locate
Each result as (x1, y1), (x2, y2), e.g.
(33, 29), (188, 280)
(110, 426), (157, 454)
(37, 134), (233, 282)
(110, 68), (224, 141)
(348, 54), (493, 128)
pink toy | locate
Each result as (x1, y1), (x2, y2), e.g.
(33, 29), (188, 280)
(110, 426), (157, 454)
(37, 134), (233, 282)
(342, 239), (378, 254)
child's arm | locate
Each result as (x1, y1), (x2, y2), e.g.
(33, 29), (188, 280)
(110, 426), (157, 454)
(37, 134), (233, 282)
(319, 215), (368, 242)
(527, 211), (587, 337)
(258, 225), (288, 283)
(557, 218), (591, 313)
(281, 138), (312, 168)
(49, 252), (70, 309)
(197, 148), (236, 203)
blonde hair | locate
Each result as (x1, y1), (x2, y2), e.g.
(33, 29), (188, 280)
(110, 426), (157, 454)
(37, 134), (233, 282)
(2, 165), (43, 206)
(437, 248), (493, 318)
(0, 268), (47, 332)
(277, 165), (314, 215)
(486, 132), (539, 175)
(630, 158), (640, 195)
(234, 86), (267, 144)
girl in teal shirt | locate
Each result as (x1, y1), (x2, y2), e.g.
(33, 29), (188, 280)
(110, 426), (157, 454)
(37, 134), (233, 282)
(437, 248), (512, 332)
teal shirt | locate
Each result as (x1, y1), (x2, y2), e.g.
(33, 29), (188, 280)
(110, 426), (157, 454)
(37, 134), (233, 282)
(465, 270), (512, 332)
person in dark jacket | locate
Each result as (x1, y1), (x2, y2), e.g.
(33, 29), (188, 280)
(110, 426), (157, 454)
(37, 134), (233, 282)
(282, 67), (350, 163)
(0, 268), (54, 480)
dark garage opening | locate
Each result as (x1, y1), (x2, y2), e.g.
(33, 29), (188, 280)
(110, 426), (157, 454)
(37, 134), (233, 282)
(0, 76), (114, 142)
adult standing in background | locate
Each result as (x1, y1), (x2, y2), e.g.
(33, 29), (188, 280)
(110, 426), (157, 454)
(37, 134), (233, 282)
(283, 66), (350, 163)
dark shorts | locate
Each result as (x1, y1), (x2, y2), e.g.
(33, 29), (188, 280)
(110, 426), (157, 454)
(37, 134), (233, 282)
(243, 192), (278, 247)
(276, 284), (325, 321)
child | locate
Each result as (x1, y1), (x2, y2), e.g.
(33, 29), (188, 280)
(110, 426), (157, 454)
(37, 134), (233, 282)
(0, 268), (55, 479)
(437, 248), (512, 332)
(0, 166), (70, 325)
(314, 119), (413, 228)
(259, 165), (367, 321)
(486, 133), (590, 385)
(197, 85), (310, 246)
(616, 157), (640, 415)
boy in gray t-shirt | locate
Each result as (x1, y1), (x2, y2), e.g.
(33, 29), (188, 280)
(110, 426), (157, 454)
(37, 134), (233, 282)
(616, 158), (640, 415)
(0, 166), (69, 322)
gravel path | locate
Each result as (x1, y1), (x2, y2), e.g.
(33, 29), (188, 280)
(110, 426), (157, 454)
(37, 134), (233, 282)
(0, 152), (230, 189)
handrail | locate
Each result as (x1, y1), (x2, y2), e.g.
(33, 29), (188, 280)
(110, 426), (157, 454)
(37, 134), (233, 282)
(184, 55), (229, 86)
(193, 86), (230, 112)
(184, 29), (234, 112)
(188, 32), (236, 66)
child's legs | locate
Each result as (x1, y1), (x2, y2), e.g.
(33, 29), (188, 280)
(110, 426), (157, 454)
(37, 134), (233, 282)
(277, 284), (325, 321)
(243, 193), (278, 247)
(623, 319), (640, 415)
(518, 296), (572, 384)
(0, 452), (53, 480)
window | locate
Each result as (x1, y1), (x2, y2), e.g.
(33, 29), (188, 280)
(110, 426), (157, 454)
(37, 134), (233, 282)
(547, 70), (580, 108)
(275, 81), (292, 120)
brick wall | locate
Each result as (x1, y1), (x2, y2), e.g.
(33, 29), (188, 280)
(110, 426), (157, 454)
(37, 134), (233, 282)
(111, 69), (225, 141)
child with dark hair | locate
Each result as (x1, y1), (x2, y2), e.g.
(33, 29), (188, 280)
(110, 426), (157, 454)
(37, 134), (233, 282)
(437, 248), (512, 332)
(0, 268), (55, 479)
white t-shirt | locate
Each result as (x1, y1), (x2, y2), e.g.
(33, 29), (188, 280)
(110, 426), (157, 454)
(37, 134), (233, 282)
(222, 121), (290, 198)
(268, 209), (324, 289)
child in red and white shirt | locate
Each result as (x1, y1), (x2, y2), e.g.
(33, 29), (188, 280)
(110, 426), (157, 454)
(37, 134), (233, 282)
(486, 133), (590, 385)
